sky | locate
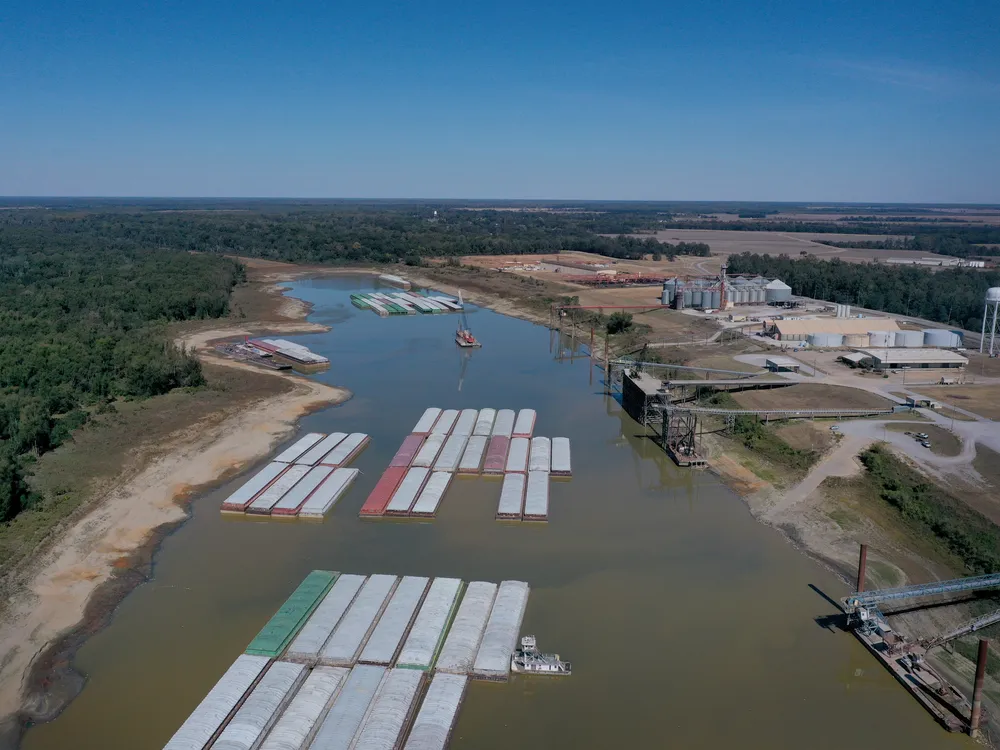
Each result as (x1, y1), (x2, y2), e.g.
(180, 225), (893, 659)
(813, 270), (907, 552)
(1, 0), (999, 202)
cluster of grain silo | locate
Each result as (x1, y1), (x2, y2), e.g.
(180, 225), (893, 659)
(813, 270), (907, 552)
(660, 275), (788, 309)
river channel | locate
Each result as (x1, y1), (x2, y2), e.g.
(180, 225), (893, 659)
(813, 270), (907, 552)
(23, 276), (968, 749)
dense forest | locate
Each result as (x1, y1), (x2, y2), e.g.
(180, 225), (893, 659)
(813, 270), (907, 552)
(726, 252), (1000, 331)
(0, 218), (242, 522)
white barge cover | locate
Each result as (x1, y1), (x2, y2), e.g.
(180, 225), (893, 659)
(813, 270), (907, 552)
(321, 433), (369, 467)
(452, 409), (478, 436)
(472, 408), (495, 437)
(524, 471), (549, 521)
(551, 437), (572, 476)
(496, 474), (525, 519)
(310, 664), (387, 750)
(491, 409), (515, 437)
(247, 464), (312, 514)
(411, 434), (444, 468)
(319, 575), (398, 666)
(528, 437), (551, 473)
(274, 433), (325, 463)
(163, 654), (271, 750)
(457, 436), (487, 474)
(295, 433), (347, 466)
(352, 668), (424, 750)
(504, 437), (529, 474)
(435, 582), (498, 675)
(402, 673), (468, 750)
(472, 580), (530, 680)
(396, 578), (463, 670)
(212, 661), (307, 750)
(359, 576), (430, 665)
(386, 468), (430, 515)
(410, 472), (452, 517)
(299, 468), (359, 518)
(286, 574), (366, 664)
(430, 409), (458, 435)
(270, 465), (334, 515)
(432, 433), (468, 473)
(512, 409), (536, 438)
(412, 408), (441, 435)
(221, 462), (287, 511)
(260, 666), (349, 750)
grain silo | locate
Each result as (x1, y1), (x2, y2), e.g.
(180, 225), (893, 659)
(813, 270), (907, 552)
(765, 279), (792, 303)
(710, 290), (722, 309)
(691, 290), (704, 308)
(923, 329), (962, 348)
(660, 281), (674, 306)
(683, 288), (692, 307)
(868, 331), (895, 348)
(808, 333), (844, 347)
(895, 330), (924, 347)
(751, 287), (765, 304)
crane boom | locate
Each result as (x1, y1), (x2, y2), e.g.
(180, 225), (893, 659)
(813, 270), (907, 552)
(843, 572), (1000, 614)
(923, 608), (1000, 650)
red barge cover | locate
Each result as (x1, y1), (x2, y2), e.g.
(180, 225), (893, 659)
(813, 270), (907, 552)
(359, 466), (408, 516)
(482, 436), (510, 475)
(389, 434), (425, 468)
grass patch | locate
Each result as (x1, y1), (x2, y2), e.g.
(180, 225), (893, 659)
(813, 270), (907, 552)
(827, 507), (860, 530)
(860, 445), (1000, 575)
(706, 393), (818, 474)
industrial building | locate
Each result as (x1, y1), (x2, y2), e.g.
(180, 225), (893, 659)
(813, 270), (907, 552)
(839, 349), (968, 371)
(768, 317), (900, 344)
(885, 257), (986, 269)
(659, 270), (792, 309)
(765, 356), (801, 373)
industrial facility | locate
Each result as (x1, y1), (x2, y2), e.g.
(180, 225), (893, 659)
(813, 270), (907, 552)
(765, 318), (964, 349)
(659, 269), (793, 309)
(839, 349), (969, 371)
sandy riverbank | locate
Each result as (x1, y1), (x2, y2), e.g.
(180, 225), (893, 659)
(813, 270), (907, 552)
(0, 281), (351, 746)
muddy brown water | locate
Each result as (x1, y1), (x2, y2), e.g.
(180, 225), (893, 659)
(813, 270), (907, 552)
(23, 278), (971, 749)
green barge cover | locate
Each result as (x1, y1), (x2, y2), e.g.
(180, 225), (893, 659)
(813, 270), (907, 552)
(245, 570), (338, 657)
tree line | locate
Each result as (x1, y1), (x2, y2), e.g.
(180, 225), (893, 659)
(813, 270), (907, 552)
(0, 216), (243, 522)
(726, 252), (1000, 331)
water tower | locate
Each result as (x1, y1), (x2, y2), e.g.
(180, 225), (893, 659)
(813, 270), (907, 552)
(982, 287), (1000, 355)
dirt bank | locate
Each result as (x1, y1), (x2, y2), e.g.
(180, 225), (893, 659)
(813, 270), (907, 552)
(0, 279), (351, 747)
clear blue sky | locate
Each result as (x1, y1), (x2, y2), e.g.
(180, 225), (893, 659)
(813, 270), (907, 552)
(2, 0), (998, 202)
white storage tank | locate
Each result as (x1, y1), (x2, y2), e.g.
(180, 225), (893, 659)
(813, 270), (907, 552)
(843, 333), (870, 347)
(710, 290), (722, 309)
(751, 287), (765, 304)
(765, 279), (792, 303)
(895, 330), (924, 347)
(738, 288), (750, 304)
(691, 290), (704, 308)
(923, 329), (962, 348)
(808, 333), (844, 347)
(867, 331), (895, 348)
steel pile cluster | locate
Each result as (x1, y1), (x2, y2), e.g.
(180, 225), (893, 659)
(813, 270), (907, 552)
(350, 292), (463, 317)
(164, 571), (531, 750)
(360, 408), (572, 521)
(220, 433), (370, 518)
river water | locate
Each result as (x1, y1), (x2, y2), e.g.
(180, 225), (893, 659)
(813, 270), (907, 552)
(24, 277), (968, 750)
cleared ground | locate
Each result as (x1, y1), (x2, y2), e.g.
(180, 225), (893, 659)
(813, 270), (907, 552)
(732, 383), (894, 411)
(919, 385), (1000, 420)
(886, 423), (962, 457)
(774, 421), (837, 454)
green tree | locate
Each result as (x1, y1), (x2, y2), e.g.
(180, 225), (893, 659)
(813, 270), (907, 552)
(606, 311), (634, 334)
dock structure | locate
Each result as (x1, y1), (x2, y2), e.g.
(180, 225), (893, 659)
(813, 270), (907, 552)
(360, 467), (408, 517)
(386, 468), (431, 515)
(298, 468), (359, 518)
(436, 582), (498, 675)
(319, 575), (398, 667)
(505, 437), (530, 474)
(246, 571), (338, 658)
(274, 433), (326, 463)
(163, 654), (272, 750)
(390, 435), (425, 468)
(221, 462), (288, 512)
(496, 474), (526, 520)
(170, 572), (542, 748)
(410, 472), (452, 517)
(457, 436), (487, 474)
(528, 437), (551, 473)
(212, 661), (307, 750)
(472, 581), (530, 681)
(294, 433), (347, 466)
(285, 574), (366, 665)
(259, 666), (350, 750)
(397, 578), (463, 671)
(472, 408), (496, 437)
(482, 436), (510, 475)
(402, 673), (468, 750)
(359, 577), (430, 666)
(523, 471), (549, 521)
(412, 408), (441, 436)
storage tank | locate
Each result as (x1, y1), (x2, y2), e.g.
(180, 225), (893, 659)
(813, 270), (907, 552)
(710, 290), (722, 309)
(923, 329), (962, 348)
(752, 287), (765, 304)
(895, 330), (924, 347)
(691, 290), (704, 308)
(867, 331), (894, 348)
(843, 333), (870, 347)
(765, 279), (792, 303)
(808, 333), (844, 347)
(683, 289), (692, 307)
(660, 282), (674, 306)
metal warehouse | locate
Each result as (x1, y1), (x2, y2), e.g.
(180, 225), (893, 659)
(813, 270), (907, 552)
(847, 348), (969, 371)
(769, 318), (900, 342)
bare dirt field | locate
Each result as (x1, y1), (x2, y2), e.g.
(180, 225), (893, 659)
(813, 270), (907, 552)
(919, 385), (1000, 420)
(774, 421), (837, 453)
(732, 383), (894, 411)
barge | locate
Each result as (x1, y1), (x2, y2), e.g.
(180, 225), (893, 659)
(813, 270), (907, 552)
(359, 467), (408, 517)
(248, 338), (329, 366)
